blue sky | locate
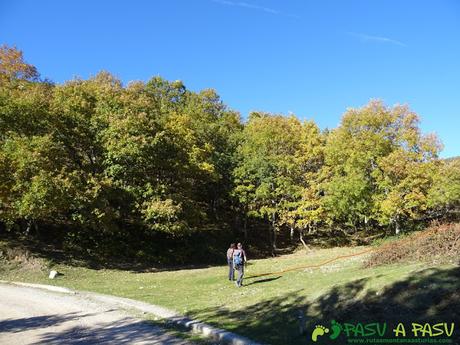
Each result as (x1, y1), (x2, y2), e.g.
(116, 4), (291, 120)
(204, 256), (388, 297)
(1, 0), (459, 157)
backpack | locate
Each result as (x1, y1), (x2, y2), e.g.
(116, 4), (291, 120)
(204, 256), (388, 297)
(234, 250), (243, 266)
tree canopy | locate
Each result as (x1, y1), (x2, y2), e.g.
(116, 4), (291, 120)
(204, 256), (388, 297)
(1, 46), (458, 262)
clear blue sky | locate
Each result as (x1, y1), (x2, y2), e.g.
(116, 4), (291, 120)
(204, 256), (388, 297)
(1, 0), (459, 157)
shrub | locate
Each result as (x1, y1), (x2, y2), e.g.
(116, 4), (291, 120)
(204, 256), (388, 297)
(365, 223), (460, 267)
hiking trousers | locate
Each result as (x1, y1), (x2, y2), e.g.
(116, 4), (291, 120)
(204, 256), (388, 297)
(236, 264), (244, 286)
(228, 259), (234, 281)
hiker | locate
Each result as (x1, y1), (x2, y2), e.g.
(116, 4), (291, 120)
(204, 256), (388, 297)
(233, 242), (247, 287)
(227, 243), (236, 281)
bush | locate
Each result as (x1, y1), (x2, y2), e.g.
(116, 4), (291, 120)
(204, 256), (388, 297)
(0, 240), (48, 272)
(365, 223), (460, 267)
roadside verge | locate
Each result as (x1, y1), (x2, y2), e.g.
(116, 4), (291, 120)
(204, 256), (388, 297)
(0, 280), (262, 345)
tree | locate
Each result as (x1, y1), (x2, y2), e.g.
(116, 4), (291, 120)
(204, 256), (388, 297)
(233, 113), (309, 253)
(0, 45), (39, 84)
(0, 46), (59, 233)
(321, 100), (442, 233)
(100, 77), (241, 234)
(280, 120), (325, 245)
(428, 159), (460, 220)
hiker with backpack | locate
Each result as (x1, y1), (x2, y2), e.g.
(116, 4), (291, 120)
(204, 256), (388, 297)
(226, 243), (236, 281)
(233, 243), (247, 287)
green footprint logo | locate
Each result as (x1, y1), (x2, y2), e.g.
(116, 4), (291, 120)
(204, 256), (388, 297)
(311, 325), (329, 342)
(329, 320), (342, 340)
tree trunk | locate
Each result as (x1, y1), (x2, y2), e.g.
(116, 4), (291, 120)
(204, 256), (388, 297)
(33, 221), (40, 238)
(271, 212), (277, 255)
(268, 220), (273, 254)
(24, 219), (31, 236)
(395, 221), (400, 235)
(290, 226), (294, 242)
(243, 216), (248, 240)
(393, 215), (401, 235)
(299, 228), (309, 252)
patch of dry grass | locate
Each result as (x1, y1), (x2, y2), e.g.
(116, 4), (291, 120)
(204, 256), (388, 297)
(365, 223), (460, 267)
(0, 241), (48, 272)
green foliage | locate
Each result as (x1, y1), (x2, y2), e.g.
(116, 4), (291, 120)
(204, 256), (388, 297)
(321, 100), (442, 231)
(232, 113), (325, 247)
(1, 45), (457, 259)
(428, 159), (460, 217)
(0, 47), (241, 246)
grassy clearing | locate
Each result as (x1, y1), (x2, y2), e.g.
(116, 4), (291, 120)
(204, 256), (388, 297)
(1, 235), (459, 345)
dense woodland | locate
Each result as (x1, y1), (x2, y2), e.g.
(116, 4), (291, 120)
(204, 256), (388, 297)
(1, 46), (459, 264)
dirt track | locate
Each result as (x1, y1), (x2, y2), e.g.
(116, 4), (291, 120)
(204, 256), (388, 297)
(0, 283), (192, 344)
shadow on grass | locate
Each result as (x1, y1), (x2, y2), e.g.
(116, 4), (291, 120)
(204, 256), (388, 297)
(188, 266), (460, 345)
(245, 276), (282, 286)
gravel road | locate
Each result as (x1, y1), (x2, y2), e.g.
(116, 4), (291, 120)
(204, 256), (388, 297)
(0, 283), (193, 345)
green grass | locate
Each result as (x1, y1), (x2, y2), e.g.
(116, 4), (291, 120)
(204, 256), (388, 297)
(1, 244), (458, 345)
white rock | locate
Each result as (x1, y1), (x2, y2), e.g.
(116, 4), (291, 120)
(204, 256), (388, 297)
(49, 270), (58, 279)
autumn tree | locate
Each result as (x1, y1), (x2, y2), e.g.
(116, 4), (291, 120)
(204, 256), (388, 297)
(428, 158), (460, 220)
(0, 45), (39, 84)
(289, 121), (325, 246)
(322, 100), (442, 233)
(1, 45), (456, 262)
(233, 113), (312, 252)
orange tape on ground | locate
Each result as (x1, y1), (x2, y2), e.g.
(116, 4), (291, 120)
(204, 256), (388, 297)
(245, 226), (440, 279)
